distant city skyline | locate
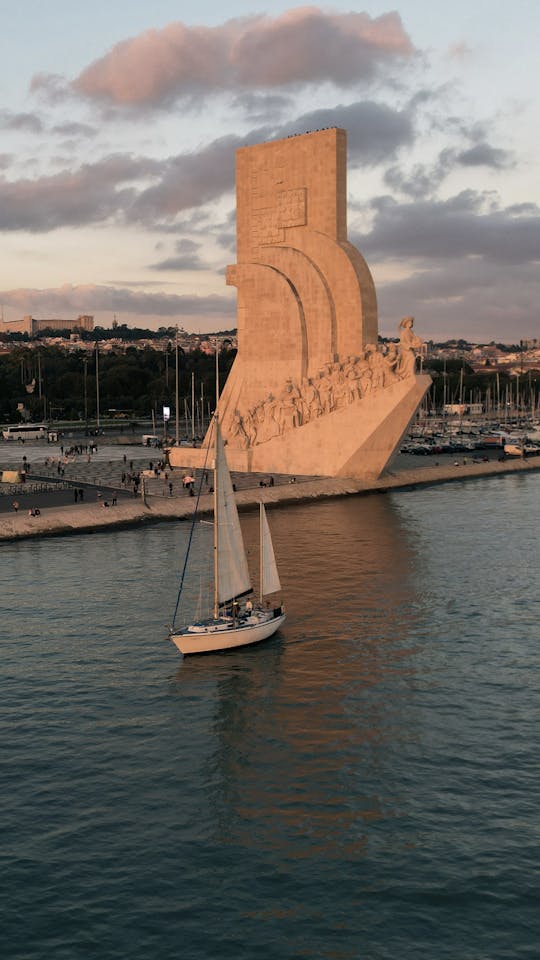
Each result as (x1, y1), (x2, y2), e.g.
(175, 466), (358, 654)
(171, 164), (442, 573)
(1, 1), (538, 342)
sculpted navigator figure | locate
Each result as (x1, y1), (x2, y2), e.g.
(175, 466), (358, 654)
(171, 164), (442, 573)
(397, 316), (423, 378)
(231, 412), (250, 449)
(382, 343), (400, 384)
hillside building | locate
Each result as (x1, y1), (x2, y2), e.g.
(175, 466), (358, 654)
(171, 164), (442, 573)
(1, 314), (94, 337)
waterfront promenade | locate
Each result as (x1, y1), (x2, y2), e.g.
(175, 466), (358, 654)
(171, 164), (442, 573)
(1, 445), (539, 542)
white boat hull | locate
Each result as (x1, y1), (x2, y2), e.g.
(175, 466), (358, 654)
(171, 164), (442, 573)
(170, 610), (286, 656)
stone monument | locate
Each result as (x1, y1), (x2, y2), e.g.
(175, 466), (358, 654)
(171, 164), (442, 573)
(170, 128), (430, 479)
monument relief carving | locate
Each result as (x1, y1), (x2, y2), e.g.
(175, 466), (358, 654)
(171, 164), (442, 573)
(227, 319), (424, 448)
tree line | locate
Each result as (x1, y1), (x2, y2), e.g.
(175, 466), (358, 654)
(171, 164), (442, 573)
(0, 344), (236, 424)
(1, 346), (538, 425)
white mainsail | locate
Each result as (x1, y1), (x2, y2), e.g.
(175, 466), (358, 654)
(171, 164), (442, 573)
(260, 503), (281, 598)
(214, 422), (252, 607)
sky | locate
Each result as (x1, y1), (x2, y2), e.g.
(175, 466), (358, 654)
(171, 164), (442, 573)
(0, 0), (538, 342)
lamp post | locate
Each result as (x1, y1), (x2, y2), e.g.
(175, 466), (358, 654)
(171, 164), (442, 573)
(95, 341), (100, 429)
(83, 358), (88, 431)
(191, 371), (195, 442)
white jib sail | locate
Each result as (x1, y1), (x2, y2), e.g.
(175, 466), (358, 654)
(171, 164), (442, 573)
(260, 503), (281, 598)
(215, 424), (252, 606)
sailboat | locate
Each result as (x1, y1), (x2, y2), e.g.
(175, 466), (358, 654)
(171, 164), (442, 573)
(169, 417), (285, 655)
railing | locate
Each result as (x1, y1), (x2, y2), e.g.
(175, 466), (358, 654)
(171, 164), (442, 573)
(0, 481), (72, 496)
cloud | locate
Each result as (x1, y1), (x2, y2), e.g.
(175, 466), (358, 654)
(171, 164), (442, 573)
(0, 155), (161, 231)
(0, 86), (418, 234)
(384, 153), (454, 199)
(0, 136), (238, 232)
(375, 259), (540, 341)
(214, 209), (237, 254)
(0, 283), (235, 321)
(384, 138), (514, 199)
(67, 8), (414, 107)
(277, 100), (414, 165)
(231, 92), (293, 123)
(51, 121), (97, 138)
(457, 142), (512, 169)
(446, 42), (473, 63)
(149, 239), (205, 271)
(352, 192), (540, 340)
(30, 72), (71, 104)
(0, 110), (43, 133)
(129, 135), (239, 223)
(356, 191), (540, 265)
(130, 100), (414, 224)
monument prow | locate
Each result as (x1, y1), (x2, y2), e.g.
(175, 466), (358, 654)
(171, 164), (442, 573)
(169, 129), (429, 480)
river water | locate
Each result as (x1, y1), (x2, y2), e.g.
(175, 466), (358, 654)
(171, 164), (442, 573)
(2, 473), (539, 959)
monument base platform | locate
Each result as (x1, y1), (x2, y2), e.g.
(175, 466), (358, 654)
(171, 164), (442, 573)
(168, 374), (431, 481)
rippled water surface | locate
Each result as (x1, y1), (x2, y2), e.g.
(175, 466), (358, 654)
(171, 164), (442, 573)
(2, 473), (539, 959)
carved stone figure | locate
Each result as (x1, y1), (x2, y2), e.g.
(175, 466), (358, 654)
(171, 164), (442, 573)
(331, 367), (349, 409)
(262, 394), (281, 442)
(299, 378), (319, 422)
(382, 343), (400, 384)
(398, 316), (423, 378)
(243, 408), (258, 446)
(365, 344), (385, 391)
(231, 411), (250, 449)
(356, 354), (372, 396)
(317, 372), (334, 414)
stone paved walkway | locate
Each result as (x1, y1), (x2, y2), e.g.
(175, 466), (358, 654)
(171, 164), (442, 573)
(1, 449), (539, 542)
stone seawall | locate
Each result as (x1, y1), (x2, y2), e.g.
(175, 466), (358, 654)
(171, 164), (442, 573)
(1, 455), (539, 543)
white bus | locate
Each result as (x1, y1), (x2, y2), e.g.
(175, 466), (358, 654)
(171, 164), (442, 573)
(2, 423), (49, 441)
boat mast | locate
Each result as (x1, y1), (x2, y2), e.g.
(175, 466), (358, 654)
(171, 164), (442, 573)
(213, 339), (221, 620)
(175, 326), (180, 446)
(259, 502), (263, 604)
(213, 416), (219, 619)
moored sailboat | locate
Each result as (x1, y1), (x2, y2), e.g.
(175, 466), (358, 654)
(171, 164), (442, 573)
(169, 417), (285, 655)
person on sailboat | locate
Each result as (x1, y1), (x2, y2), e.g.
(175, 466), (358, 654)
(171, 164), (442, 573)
(245, 599), (253, 616)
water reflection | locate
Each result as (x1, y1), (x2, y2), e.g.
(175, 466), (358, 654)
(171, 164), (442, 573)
(172, 495), (425, 859)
